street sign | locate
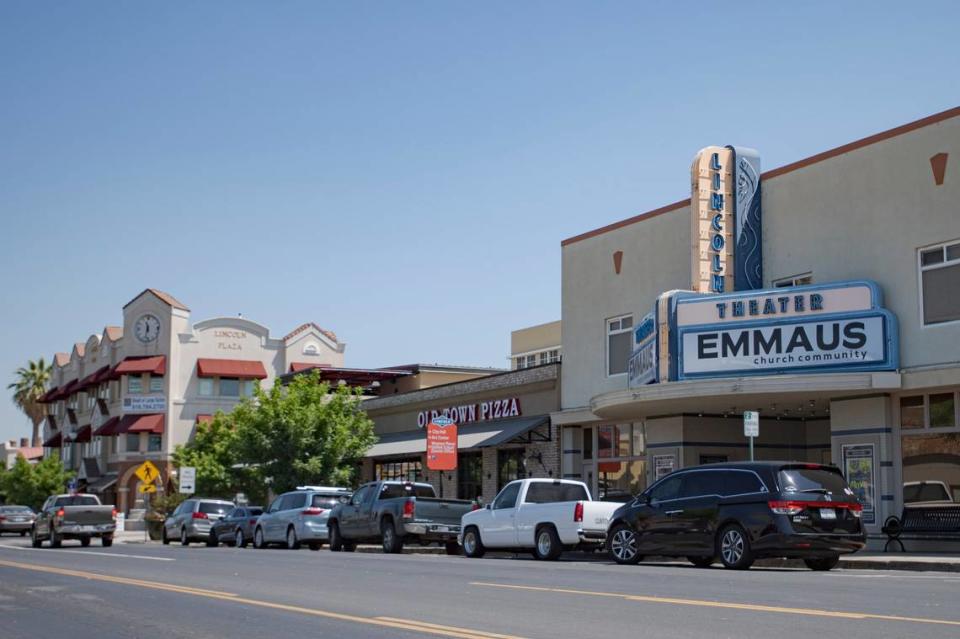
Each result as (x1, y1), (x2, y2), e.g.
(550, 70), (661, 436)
(67, 479), (78, 495)
(179, 467), (196, 494)
(138, 483), (157, 493)
(743, 411), (760, 437)
(134, 460), (161, 484)
(426, 416), (457, 471)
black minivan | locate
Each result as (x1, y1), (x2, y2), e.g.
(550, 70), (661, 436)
(606, 462), (866, 571)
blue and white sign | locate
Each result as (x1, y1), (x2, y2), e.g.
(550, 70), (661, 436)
(674, 280), (899, 380)
(628, 312), (658, 387)
(730, 146), (762, 291)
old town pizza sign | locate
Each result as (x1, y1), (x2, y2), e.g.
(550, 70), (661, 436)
(417, 397), (521, 428)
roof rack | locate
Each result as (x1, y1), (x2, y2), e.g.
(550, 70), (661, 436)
(295, 486), (351, 492)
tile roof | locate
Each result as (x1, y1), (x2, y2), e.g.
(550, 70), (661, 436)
(283, 322), (338, 344)
(123, 288), (190, 311)
(54, 353), (70, 366)
(73, 343), (85, 358)
(103, 326), (123, 341)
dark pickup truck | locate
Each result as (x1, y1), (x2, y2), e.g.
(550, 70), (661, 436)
(32, 494), (116, 548)
(327, 481), (475, 554)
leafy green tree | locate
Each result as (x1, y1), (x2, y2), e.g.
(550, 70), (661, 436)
(234, 373), (376, 494)
(172, 412), (254, 500)
(7, 358), (53, 446)
(0, 456), (74, 510)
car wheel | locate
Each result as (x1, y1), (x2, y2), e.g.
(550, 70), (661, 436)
(608, 523), (642, 565)
(80, 536), (91, 547)
(180, 527), (190, 546)
(308, 542), (322, 551)
(254, 527), (266, 549)
(534, 526), (562, 561)
(286, 527), (301, 550)
(718, 524), (754, 570)
(162, 527), (170, 545)
(207, 530), (219, 547)
(462, 527), (485, 558)
(101, 535), (113, 548)
(444, 541), (460, 556)
(235, 529), (246, 548)
(50, 528), (61, 548)
(804, 556), (840, 571)
(31, 527), (42, 548)
(381, 520), (403, 554)
(329, 522), (344, 552)
(687, 555), (715, 568)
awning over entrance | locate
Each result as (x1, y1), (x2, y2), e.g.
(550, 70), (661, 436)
(87, 473), (118, 493)
(366, 415), (551, 458)
(43, 432), (62, 448)
(72, 424), (92, 443)
(117, 414), (165, 434)
(92, 416), (121, 437)
(114, 356), (167, 377)
(197, 358), (268, 379)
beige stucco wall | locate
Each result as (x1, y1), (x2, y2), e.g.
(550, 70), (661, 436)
(511, 320), (562, 356)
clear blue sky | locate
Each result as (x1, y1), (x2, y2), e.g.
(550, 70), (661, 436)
(1, 2), (957, 442)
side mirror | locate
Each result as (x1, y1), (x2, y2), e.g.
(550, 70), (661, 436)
(637, 494), (651, 505)
(485, 503), (493, 510)
(339, 496), (349, 504)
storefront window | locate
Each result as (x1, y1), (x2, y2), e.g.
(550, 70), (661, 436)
(457, 452), (483, 501)
(126, 433), (140, 453)
(375, 457), (423, 482)
(900, 396), (925, 429)
(597, 460), (646, 502)
(901, 392), (959, 430)
(498, 449), (525, 491)
(599, 424), (634, 458)
(582, 428), (593, 460)
(930, 393), (956, 429)
(148, 435), (162, 452)
(901, 432), (960, 504)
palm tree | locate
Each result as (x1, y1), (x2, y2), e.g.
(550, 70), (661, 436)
(8, 358), (53, 447)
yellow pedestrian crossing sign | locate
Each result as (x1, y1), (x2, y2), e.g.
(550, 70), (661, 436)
(139, 483), (157, 493)
(134, 460), (161, 484)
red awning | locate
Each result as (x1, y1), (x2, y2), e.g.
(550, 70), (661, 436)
(196, 414), (213, 424)
(289, 362), (332, 373)
(43, 432), (62, 448)
(58, 379), (81, 399)
(197, 358), (268, 379)
(73, 425), (92, 443)
(38, 386), (60, 403)
(114, 356), (166, 377)
(116, 413), (165, 435)
(92, 416), (121, 437)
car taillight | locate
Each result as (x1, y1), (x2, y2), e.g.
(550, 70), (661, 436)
(192, 512), (208, 519)
(111, 508), (118, 520)
(574, 501), (584, 523)
(249, 519), (258, 525)
(302, 508), (325, 516)
(56, 508), (65, 518)
(471, 502), (481, 511)
(769, 500), (806, 515)
(402, 499), (415, 519)
(0, 515), (5, 522)
(849, 502), (864, 518)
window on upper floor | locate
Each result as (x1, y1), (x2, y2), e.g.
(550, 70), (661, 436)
(773, 272), (813, 288)
(126, 433), (140, 453)
(525, 354), (537, 368)
(149, 375), (164, 393)
(548, 349), (560, 363)
(240, 380), (256, 397)
(128, 375), (142, 394)
(606, 314), (633, 376)
(919, 240), (960, 326)
(199, 378), (214, 397)
(148, 434), (162, 452)
(219, 378), (240, 397)
(900, 392), (958, 431)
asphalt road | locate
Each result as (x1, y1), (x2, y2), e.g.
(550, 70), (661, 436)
(1, 536), (959, 639)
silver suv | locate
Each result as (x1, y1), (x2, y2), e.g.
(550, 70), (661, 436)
(163, 498), (234, 546)
(253, 487), (350, 550)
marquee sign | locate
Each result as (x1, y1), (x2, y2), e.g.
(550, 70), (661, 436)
(627, 312), (657, 388)
(417, 397), (521, 428)
(690, 146), (762, 294)
(675, 281), (898, 379)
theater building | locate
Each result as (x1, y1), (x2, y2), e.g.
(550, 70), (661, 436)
(38, 288), (345, 514)
(556, 107), (960, 546)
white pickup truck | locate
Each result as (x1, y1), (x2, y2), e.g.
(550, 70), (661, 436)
(459, 478), (620, 560)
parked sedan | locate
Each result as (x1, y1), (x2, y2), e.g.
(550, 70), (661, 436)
(0, 506), (36, 536)
(208, 506), (263, 547)
(162, 498), (234, 546)
(606, 462), (866, 571)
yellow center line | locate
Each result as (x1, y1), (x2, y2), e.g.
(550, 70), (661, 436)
(469, 582), (960, 628)
(0, 559), (529, 639)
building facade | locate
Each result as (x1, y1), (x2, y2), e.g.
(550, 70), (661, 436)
(557, 107), (960, 545)
(39, 289), (344, 513)
(511, 321), (562, 370)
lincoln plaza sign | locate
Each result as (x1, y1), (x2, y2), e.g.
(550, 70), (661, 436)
(417, 397), (522, 428)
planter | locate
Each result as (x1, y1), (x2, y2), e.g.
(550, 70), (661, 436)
(145, 519), (164, 541)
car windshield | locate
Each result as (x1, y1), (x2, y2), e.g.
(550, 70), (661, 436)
(199, 502), (232, 515)
(524, 482), (590, 503)
(311, 495), (344, 508)
(53, 496), (100, 507)
(379, 484), (436, 499)
(0, 506), (33, 514)
(904, 483), (952, 503)
(778, 468), (852, 497)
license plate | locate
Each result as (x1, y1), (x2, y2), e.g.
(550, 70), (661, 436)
(12, 518), (25, 522)
(820, 508), (836, 520)
(433, 526), (451, 533)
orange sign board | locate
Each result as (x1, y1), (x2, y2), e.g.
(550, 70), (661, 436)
(426, 416), (458, 471)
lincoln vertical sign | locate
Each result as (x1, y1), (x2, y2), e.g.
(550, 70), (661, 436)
(691, 146), (762, 293)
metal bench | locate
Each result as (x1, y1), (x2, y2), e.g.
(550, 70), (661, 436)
(882, 505), (960, 552)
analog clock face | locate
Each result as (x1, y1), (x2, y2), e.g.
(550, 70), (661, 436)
(134, 314), (161, 344)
